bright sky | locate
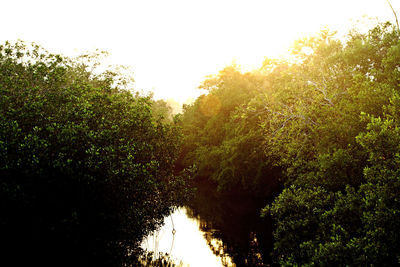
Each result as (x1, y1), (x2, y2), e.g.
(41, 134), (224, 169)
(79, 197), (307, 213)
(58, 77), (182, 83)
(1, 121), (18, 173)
(1, 0), (399, 103)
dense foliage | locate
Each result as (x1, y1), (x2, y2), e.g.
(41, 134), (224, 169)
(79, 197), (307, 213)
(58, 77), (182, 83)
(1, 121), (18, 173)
(260, 22), (400, 266)
(0, 42), (187, 266)
(180, 22), (400, 265)
(4, 20), (400, 266)
(178, 66), (281, 195)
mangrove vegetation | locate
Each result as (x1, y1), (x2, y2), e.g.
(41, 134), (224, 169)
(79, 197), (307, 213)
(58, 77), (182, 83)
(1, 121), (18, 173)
(2, 21), (400, 266)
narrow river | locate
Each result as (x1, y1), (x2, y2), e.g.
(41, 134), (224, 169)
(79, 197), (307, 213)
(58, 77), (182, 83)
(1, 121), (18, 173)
(141, 181), (276, 266)
(142, 207), (235, 266)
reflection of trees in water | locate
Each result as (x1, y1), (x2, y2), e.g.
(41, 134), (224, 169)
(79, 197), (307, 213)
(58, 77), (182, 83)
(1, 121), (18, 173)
(185, 181), (276, 266)
(203, 230), (233, 266)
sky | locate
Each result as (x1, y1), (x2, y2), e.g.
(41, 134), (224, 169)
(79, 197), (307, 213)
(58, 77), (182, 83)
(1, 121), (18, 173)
(1, 0), (400, 104)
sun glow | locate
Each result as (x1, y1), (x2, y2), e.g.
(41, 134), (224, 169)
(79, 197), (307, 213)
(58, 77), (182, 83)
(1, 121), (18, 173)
(1, 0), (399, 104)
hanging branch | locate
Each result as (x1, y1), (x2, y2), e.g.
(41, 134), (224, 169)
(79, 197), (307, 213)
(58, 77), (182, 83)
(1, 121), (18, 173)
(386, 0), (399, 31)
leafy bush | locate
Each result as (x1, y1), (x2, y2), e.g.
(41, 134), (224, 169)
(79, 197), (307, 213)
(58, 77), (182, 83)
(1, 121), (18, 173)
(0, 41), (187, 266)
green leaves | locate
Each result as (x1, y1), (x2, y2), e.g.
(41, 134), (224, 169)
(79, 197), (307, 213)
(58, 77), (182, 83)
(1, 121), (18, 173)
(263, 22), (400, 266)
(0, 41), (186, 266)
(179, 66), (281, 196)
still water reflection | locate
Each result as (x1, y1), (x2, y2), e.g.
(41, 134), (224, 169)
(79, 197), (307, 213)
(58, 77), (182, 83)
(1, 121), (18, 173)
(142, 180), (276, 266)
(141, 207), (235, 267)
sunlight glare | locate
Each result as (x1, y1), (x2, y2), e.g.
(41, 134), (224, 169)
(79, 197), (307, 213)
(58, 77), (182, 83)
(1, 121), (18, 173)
(0, 0), (398, 104)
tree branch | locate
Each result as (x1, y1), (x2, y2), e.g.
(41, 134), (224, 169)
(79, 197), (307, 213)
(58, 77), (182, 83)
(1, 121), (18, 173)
(386, 0), (399, 32)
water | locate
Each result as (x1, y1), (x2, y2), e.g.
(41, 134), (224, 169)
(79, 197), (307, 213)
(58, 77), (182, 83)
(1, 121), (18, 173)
(141, 207), (235, 267)
(141, 181), (276, 266)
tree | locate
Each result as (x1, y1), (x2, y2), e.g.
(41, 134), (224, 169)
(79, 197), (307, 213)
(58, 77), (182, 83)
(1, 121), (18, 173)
(0, 41), (187, 266)
(178, 66), (280, 196)
(263, 22), (400, 265)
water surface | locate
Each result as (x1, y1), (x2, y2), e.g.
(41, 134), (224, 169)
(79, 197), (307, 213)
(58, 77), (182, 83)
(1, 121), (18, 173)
(142, 181), (276, 266)
(142, 207), (234, 266)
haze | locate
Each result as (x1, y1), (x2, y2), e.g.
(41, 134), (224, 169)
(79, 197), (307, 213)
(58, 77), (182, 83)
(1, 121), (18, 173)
(1, 0), (399, 103)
